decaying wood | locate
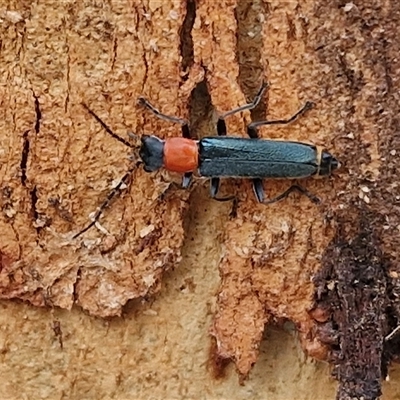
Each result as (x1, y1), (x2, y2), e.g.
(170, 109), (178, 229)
(1, 0), (400, 399)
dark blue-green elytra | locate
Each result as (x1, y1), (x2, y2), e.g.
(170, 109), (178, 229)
(199, 137), (321, 178)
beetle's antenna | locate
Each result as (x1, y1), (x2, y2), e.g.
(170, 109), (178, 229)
(73, 163), (140, 239)
(74, 104), (141, 238)
(81, 103), (135, 149)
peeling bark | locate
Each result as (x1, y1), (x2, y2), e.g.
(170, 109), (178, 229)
(0, 0), (195, 317)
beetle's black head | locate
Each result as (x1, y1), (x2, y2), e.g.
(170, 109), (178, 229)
(139, 135), (165, 172)
(319, 150), (339, 176)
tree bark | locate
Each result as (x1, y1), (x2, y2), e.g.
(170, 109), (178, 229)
(0, 0), (399, 399)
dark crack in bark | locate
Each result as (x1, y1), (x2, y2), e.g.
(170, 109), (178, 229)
(179, 0), (196, 75)
(33, 94), (41, 134)
(235, 0), (266, 121)
(30, 186), (39, 224)
(20, 130), (30, 186)
(188, 79), (214, 139)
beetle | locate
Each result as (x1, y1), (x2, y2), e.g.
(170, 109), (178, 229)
(73, 82), (338, 238)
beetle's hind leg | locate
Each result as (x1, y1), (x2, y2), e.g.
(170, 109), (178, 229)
(210, 178), (238, 216)
(248, 99), (315, 198)
(210, 178), (236, 201)
(247, 101), (315, 138)
(252, 179), (320, 205)
(138, 97), (193, 188)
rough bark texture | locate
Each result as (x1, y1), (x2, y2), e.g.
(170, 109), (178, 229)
(1, 0), (400, 399)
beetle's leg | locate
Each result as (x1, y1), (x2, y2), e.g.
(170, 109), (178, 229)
(210, 178), (238, 217)
(216, 118), (227, 136)
(219, 82), (269, 120)
(138, 97), (193, 187)
(182, 173), (192, 188)
(73, 166), (136, 239)
(215, 83), (268, 204)
(252, 178), (265, 202)
(249, 102), (315, 203)
(182, 174), (193, 188)
(217, 82), (269, 137)
(252, 180), (320, 205)
(247, 101), (315, 138)
(210, 178), (236, 201)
